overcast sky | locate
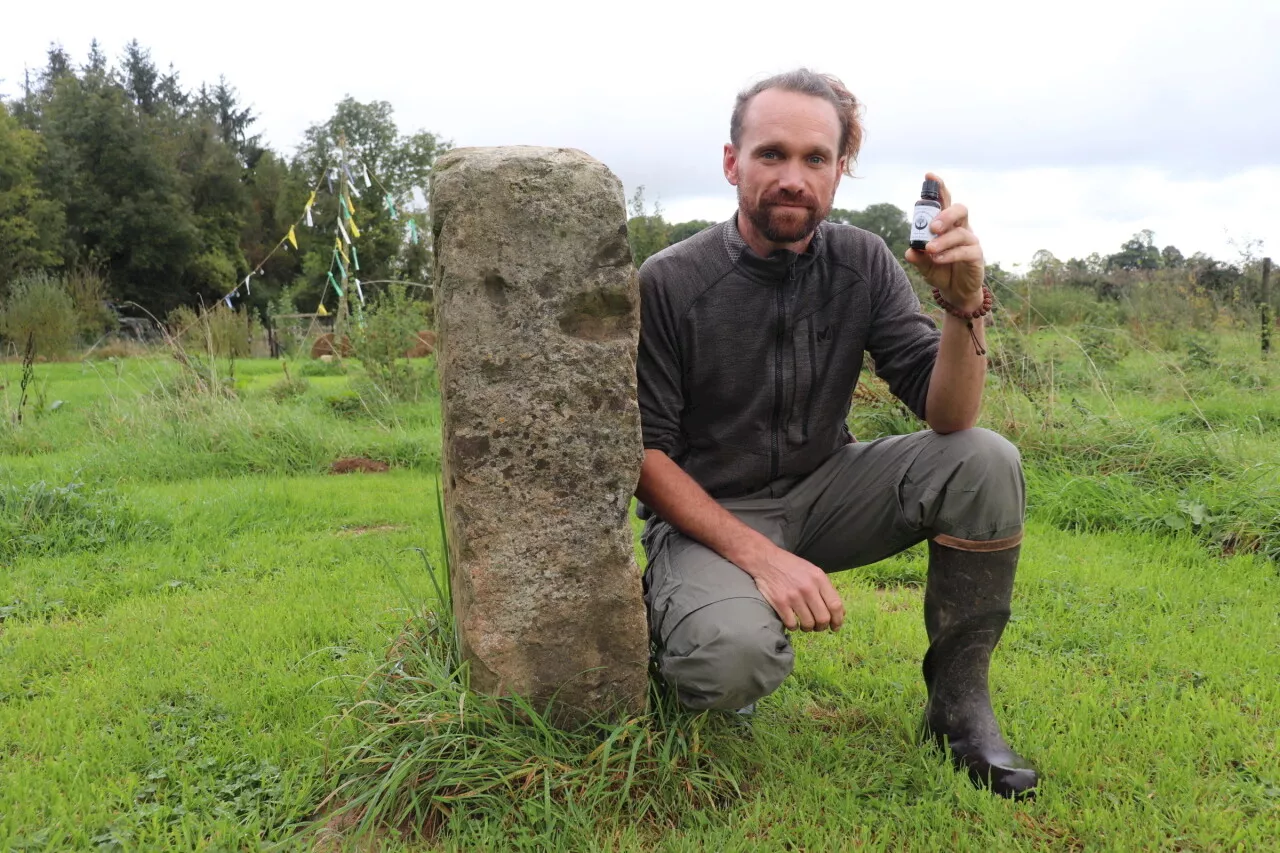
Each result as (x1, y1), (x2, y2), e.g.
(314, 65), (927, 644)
(3, 0), (1277, 268)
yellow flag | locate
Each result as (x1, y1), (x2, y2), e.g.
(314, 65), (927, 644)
(349, 217), (361, 239)
(287, 226), (298, 250)
(347, 193), (356, 213)
(306, 191), (317, 210)
(317, 303), (329, 316)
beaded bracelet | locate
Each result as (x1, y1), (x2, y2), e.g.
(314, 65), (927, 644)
(931, 284), (993, 356)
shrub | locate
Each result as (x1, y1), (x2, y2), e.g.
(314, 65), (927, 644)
(65, 265), (115, 343)
(1079, 326), (1132, 369)
(0, 272), (78, 357)
(349, 285), (434, 402)
(166, 303), (263, 359)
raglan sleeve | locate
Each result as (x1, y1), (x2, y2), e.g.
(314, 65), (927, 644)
(863, 238), (941, 421)
(635, 259), (686, 460)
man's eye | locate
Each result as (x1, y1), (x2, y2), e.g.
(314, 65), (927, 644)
(809, 156), (825, 165)
(761, 151), (779, 160)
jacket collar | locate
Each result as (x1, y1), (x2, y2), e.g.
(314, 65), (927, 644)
(722, 213), (825, 281)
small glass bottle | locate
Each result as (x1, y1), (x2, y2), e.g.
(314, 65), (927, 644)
(908, 179), (942, 251)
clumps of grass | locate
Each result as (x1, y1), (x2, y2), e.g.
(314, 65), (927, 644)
(0, 480), (167, 562)
(82, 387), (438, 482)
(266, 362), (310, 403)
(298, 358), (348, 378)
(307, 549), (746, 850)
(1010, 411), (1234, 485)
(1027, 463), (1280, 565)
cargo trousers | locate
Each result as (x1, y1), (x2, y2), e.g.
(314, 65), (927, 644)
(640, 428), (1026, 711)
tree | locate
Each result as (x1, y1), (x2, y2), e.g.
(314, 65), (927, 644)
(828, 203), (909, 260)
(121, 40), (160, 116)
(1187, 252), (1241, 293)
(294, 97), (449, 309)
(668, 219), (714, 244)
(1161, 245), (1185, 269)
(1029, 249), (1063, 287)
(1106, 230), (1161, 271)
(193, 78), (262, 166)
(626, 186), (669, 266)
(37, 63), (200, 312)
(0, 102), (65, 293)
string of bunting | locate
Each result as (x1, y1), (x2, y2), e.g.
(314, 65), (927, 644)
(212, 143), (425, 317)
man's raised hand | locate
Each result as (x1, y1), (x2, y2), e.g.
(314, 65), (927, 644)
(904, 172), (986, 311)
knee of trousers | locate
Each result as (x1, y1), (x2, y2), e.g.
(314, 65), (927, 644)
(657, 598), (794, 711)
(923, 428), (1025, 535)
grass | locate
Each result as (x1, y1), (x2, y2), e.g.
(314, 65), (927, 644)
(1, 329), (1279, 850)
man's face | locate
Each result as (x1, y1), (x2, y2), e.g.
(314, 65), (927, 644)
(724, 89), (846, 247)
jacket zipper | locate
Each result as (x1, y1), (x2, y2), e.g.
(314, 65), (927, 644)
(770, 263), (791, 481)
(803, 316), (816, 442)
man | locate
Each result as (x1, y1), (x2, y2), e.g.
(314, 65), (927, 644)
(634, 69), (1038, 798)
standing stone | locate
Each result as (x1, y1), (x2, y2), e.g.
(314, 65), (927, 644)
(431, 146), (648, 723)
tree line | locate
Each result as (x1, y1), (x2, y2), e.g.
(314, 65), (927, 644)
(1, 40), (1267, 338)
(0, 40), (445, 323)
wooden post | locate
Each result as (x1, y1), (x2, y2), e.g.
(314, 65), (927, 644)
(1263, 257), (1272, 357)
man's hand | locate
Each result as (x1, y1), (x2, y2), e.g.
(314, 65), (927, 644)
(904, 172), (985, 311)
(742, 546), (845, 632)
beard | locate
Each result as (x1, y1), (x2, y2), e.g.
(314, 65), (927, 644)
(739, 186), (831, 246)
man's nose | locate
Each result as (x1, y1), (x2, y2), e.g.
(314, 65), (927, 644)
(777, 161), (805, 193)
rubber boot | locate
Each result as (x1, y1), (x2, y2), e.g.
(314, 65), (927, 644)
(922, 540), (1038, 798)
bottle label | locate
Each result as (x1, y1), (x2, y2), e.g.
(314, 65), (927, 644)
(909, 203), (940, 245)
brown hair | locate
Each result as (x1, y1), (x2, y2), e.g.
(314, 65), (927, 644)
(730, 69), (864, 177)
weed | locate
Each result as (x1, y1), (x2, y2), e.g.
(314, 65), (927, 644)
(0, 479), (167, 563)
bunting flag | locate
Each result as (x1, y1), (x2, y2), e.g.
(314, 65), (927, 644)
(209, 154), (415, 324)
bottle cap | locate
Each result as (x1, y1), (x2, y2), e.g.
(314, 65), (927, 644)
(921, 179), (941, 200)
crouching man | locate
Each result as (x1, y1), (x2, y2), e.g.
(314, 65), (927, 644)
(634, 69), (1038, 798)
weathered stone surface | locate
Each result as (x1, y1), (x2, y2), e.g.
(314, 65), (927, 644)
(431, 146), (648, 722)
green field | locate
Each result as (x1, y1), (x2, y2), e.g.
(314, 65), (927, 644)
(2, 330), (1278, 851)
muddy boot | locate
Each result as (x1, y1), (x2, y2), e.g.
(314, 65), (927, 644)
(922, 540), (1038, 798)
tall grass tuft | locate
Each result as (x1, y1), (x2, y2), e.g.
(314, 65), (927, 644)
(306, 490), (745, 849)
(0, 479), (167, 562)
(0, 272), (78, 358)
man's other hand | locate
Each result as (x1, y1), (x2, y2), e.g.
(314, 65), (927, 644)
(904, 172), (985, 311)
(743, 546), (845, 632)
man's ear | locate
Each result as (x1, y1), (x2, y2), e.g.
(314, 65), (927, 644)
(723, 143), (740, 186)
